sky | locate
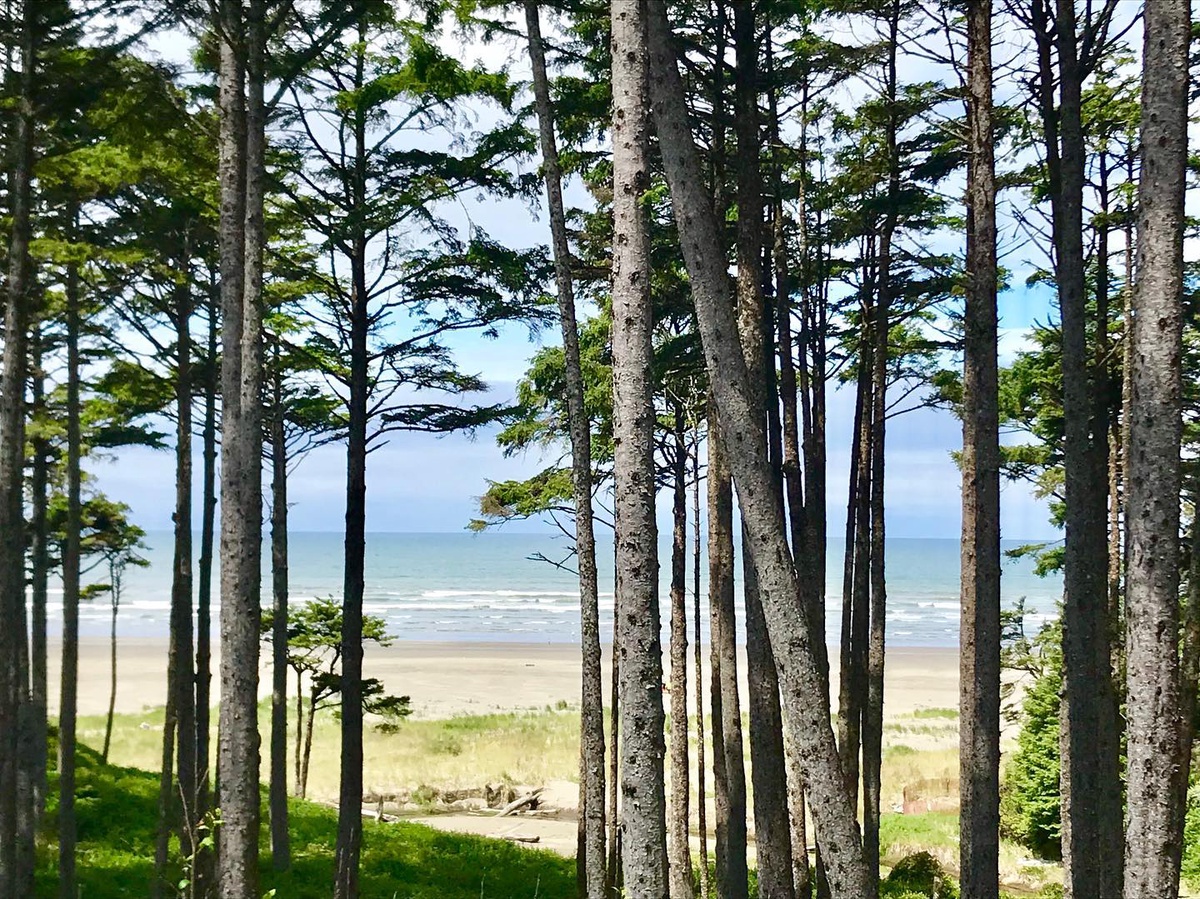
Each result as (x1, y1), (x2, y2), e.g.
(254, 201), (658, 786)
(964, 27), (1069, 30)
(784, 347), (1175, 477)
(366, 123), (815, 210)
(89, 7), (1068, 543)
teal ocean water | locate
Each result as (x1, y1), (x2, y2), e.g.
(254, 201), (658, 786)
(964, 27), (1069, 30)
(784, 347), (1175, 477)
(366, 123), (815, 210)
(57, 531), (1062, 647)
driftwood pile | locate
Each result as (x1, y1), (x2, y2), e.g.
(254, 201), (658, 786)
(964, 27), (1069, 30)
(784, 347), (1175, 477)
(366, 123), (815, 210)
(357, 784), (560, 842)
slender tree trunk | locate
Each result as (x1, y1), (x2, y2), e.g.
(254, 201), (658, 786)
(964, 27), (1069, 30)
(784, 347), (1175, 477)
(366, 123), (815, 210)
(611, 5), (669, 894)
(335, 28), (370, 899)
(646, 6), (873, 894)
(668, 403), (693, 899)
(104, 578), (118, 762)
(709, 420), (749, 899)
(522, 8), (606, 893)
(0, 3), (34, 890)
(607, 608), (623, 897)
(172, 256), (198, 858)
(1045, 4), (1124, 893)
(863, 7), (898, 875)
(302, 692), (317, 801)
(733, 8), (794, 895)
(959, 3), (1001, 895)
(692, 426), (710, 899)
(153, 681), (178, 899)
(215, 0), (264, 892)
(196, 285), (218, 818)
(58, 239), (84, 899)
(294, 668), (304, 794)
(1123, 3), (1190, 894)
(270, 358), (291, 871)
(29, 329), (49, 823)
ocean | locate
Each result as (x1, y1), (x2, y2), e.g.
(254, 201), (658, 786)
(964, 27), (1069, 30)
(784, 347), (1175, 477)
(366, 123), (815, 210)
(53, 531), (1062, 648)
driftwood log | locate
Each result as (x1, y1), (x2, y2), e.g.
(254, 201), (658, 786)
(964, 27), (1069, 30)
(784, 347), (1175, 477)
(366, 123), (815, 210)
(497, 788), (544, 817)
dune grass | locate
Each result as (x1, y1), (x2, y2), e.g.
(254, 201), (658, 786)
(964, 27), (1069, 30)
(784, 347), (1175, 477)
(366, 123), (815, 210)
(35, 741), (575, 899)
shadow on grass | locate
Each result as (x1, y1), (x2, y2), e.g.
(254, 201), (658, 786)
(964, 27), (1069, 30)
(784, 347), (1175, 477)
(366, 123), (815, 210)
(36, 741), (575, 898)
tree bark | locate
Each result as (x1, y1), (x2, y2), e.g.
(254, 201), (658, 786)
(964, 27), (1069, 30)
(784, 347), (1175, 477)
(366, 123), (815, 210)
(692, 426), (710, 899)
(171, 253), (198, 858)
(334, 22), (370, 898)
(196, 281), (218, 820)
(270, 357), (291, 871)
(611, 4), (669, 894)
(522, 7), (606, 893)
(0, 2), (34, 890)
(959, 3), (1001, 896)
(709, 419), (749, 899)
(58, 235), (83, 899)
(1043, 3), (1124, 893)
(29, 328), (49, 825)
(215, 0), (263, 892)
(646, 5), (872, 894)
(1122, 3), (1190, 894)
(104, 576), (118, 762)
(668, 403), (693, 899)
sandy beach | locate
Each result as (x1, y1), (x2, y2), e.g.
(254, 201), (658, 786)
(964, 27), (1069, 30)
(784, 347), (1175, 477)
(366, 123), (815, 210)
(49, 636), (962, 719)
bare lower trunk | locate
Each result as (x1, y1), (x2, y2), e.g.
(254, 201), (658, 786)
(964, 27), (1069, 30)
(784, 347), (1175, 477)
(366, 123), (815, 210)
(294, 669), (304, 794)
(0, 6), (34, 892)
(611, 6), (669, 893)
(1045, 5), (1124, 893)
(958, 5), (1001, 895)
(104, 593), (118, 761)
(1122, 4), (1190, 895)
(301, 693), (317, 801)
(646, 6), (872, 893)
(58, 241), (83, 899)
(215, 0), (264, 893)
(196, 287), (218, 819)
(693, 430), (710, 899)
(270, 361), (291, 871)
(668, 406), (693, 899)
(29, 331), (49, 824)
(522, 7), (606, 892)
(709, 422), (748, 899)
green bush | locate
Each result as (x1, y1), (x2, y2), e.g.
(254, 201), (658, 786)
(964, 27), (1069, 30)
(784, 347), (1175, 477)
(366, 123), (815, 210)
(999, 640), (1062, 859)
(881, 852), (959, 899)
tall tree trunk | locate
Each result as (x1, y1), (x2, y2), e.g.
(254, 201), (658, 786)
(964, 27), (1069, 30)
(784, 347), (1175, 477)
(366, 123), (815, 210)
(733, 8), (794, 896)
(29, 328), (49, 824)
(0, 2), (34, 890)
(59, 234), (83, 899)
(709, 420), (748, 899)
(959, 3), (1001, 895)
(1044, 3), (1124, 893)
(646, 5), (873, 894)
(215, 0), (264, 892)
(692, 426), (710, 899)
(301, 692), (317, 800)
(863, 5), (898, 876)
(334, 24), (370, 899)
(172, 254), (198, 857)
(196, 284), (218, 818)
(294, 669), (304, 794)
(522, 7), (606, 893)
(611, 5), (669, 895)
(270, 357), (291, 871)
(153, 676), (178, 899)
(1122, 3), (1190, 894)
(668, 403), (693, 899)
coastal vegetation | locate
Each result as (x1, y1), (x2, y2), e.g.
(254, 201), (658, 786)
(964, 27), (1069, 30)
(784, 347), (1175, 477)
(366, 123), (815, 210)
(0, 1), (1196, 898)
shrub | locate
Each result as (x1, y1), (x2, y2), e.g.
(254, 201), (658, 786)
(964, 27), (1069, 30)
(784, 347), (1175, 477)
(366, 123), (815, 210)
(881, 851), (959, 899)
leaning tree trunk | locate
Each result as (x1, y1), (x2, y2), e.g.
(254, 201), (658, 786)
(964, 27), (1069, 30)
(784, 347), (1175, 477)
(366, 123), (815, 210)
(215, 0), (264, 893)
(522, 7), (606, 894)
(611, 4), (669, 894)
(733, 5), (794, 895)
(668, 404), (693, 899)
(270, 357), (291, 872)
(0, 3), (34, 891)
(646, 5), (872, 894)
(1122, 3), (1190, 895)
(1046, 4), (1124, 894)
(958, 3), (1001, 896)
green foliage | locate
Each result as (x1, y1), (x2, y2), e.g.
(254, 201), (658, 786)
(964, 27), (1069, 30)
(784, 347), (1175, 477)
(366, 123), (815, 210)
(999, 632), (1063, 859)
(881, 852), (959, 899)
(35, 741), (575, 898)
